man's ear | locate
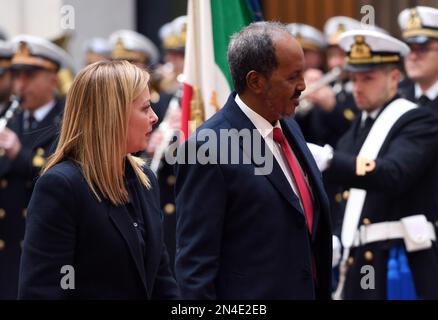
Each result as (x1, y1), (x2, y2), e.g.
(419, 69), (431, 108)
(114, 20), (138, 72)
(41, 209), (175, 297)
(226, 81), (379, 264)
(246, 70), (266, 94)
(388, 68), (401, 92)
(390, 68), (401, 83)
(48, 71), (59, 88)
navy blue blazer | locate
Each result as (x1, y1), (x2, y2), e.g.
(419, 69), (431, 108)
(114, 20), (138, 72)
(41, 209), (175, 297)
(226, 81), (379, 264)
(175, 93), (332, 299)
(0, 99), (64, 299)
(18, 160), (178, 299)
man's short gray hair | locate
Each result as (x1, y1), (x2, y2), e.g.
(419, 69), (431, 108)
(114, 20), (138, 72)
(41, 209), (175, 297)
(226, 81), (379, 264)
(227, 21), (290, 94)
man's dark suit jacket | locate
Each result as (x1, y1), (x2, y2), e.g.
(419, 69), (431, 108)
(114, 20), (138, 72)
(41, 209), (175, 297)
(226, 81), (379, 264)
(175, 93), (332, 299)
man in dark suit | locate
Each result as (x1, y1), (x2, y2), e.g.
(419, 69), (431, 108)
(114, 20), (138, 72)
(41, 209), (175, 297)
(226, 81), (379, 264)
(398, 6), (438, 113)
(0, 35), (68, 299)
(309, 29), (438, 299)
(175, 21), (333, 300)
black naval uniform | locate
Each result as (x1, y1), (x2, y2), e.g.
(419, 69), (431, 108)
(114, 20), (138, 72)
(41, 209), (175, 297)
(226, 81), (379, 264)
(0, 99), (63, 299)
(296, 81), (359, 147)
(152, 89), (181, 275)
(157, 154), (177, 274)
(142, 89), (178, 274)
(397, 79), (438, 299)
(326, 95), (438, 299)
(296, 82), (359, 237)
(399, 78), (438, 113)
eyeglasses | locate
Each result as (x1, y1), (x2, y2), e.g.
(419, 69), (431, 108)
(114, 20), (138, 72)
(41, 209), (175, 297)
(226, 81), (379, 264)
(408, 44), (438, 56)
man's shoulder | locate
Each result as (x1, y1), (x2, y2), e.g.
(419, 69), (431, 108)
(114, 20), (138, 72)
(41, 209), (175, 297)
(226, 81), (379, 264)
(198, 110), (230, 132)
(398, 78), (415, 101)
(395, 99), (438, 126)
(381, 99), (438, 145)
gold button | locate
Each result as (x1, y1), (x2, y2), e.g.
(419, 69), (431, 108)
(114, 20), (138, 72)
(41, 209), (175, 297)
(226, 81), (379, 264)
(344, 108), (355, 121)
(32, 149), (46, 167)
(163, 203), (175, 215)
(335, 193), (342, 203)
(0, 239), (5, 250)
(362, 218), (371, 225)
(347, 256), (354, 266)
(0, 179), (7, 189)
(342, 191), (349, 200)
(167, 175), (176, 186)
(22, 209), (27, 219)
(0, 208), (5, 219)
(364, 250), (374, 262)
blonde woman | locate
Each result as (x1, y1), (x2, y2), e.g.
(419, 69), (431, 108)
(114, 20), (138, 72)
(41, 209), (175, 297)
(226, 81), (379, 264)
(18, 61), (178, 299)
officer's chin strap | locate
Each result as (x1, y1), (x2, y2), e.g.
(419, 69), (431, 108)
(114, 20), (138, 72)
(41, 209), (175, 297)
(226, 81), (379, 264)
(333, 246), (350, 300)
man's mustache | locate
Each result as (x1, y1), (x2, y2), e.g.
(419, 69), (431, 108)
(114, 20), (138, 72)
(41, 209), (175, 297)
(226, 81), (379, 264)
(292, 91), (302, 99)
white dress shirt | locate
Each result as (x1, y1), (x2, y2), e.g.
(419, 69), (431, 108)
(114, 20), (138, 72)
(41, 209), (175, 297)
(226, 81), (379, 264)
(23, 100), (55, 130)
(360, 107), (382, 126)
(415, 80), (438, 101)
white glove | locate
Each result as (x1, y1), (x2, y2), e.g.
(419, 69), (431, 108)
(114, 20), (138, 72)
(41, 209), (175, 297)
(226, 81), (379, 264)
(306, 143), (334, 172)
(332, 235), (342, 267)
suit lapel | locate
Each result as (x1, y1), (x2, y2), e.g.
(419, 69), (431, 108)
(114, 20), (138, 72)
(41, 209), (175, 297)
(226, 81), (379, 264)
(280, 118), (330, 237)
(107, 204), (148, 292)
(221, 96), (304, 214)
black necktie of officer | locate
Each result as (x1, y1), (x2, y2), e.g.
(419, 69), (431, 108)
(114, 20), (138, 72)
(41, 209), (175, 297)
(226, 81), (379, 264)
(417, 95), (431, 108)
(26, 113), (37, 132)
(356, 116), (375, 147)
(360, 116), (374, 134)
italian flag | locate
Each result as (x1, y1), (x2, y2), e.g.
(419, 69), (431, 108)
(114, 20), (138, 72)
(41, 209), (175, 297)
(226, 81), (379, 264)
(180, 0), (260, 141)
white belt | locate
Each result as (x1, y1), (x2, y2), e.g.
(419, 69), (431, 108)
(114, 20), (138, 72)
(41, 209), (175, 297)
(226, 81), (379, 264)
(352, 215), (436, 252)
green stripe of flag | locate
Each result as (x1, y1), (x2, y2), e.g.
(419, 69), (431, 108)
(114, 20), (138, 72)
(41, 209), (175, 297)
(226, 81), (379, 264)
(211, 0), (255, 89)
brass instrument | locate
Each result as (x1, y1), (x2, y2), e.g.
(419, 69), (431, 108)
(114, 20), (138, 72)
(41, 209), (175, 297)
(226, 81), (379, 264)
(0, 95), (21, 130)
(297, 67), (343, 115)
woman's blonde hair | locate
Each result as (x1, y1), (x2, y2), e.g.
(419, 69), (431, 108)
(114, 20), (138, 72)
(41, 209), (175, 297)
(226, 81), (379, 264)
(43, 60), (151, 205)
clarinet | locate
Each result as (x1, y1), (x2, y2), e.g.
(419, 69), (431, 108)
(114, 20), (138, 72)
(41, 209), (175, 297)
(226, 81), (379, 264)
(0, 95), (22, 130)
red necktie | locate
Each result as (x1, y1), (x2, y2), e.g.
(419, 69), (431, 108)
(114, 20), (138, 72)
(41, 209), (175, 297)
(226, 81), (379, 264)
(272, 127), (314, 233)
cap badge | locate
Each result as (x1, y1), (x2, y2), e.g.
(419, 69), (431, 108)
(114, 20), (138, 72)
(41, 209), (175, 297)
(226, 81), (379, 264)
(406, 8), (422, 31)
(350, 35), (372, 60)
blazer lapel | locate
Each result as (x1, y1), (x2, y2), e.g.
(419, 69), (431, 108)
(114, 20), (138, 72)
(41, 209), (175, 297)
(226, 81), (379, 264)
(221, 95), (304, 214)
(137, 182), (162, 299)
(107, 204), (148, 292)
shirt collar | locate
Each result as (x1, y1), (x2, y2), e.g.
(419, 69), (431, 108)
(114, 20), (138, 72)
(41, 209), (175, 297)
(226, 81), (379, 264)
(361, 107), (381, 123)
(360, 94), (400, 123)
(235, 94), (281, 139)
(415, 81), (438, 101)
(24, 99), (56, 122)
